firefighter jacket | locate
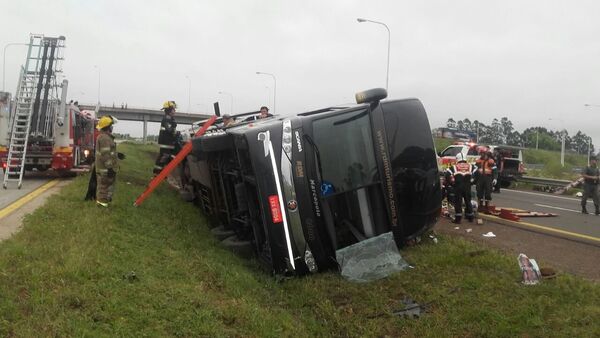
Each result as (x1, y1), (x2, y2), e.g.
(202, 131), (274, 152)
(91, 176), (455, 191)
(95, 131), (118, 175)
(158, 114), (177, 149)
(475, 158), (497, 178)
(445, 161), (477, 189)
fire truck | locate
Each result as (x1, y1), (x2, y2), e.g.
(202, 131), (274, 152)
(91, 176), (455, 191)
(0, 35), (95, 188)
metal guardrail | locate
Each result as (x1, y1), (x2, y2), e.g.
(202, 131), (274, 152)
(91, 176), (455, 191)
(517, 176), (572, 187)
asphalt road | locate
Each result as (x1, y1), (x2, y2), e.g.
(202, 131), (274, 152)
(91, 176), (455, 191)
(490, 189), (600, 238)
(0, 171), (54, 210)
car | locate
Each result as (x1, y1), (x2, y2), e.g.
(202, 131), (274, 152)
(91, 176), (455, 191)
(180, 88), (441, 276)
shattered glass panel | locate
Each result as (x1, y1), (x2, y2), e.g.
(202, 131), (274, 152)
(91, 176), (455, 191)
(336, 232), (409, 283)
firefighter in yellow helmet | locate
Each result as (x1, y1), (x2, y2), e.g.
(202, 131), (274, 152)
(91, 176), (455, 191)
(154, 100), (179, 174)
(95, 115), (119, 207)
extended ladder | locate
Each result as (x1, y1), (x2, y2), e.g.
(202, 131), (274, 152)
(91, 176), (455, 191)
(3, 35), (65, 189)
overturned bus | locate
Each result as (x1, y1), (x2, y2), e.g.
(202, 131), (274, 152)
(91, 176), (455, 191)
(180, 88), (441, 276)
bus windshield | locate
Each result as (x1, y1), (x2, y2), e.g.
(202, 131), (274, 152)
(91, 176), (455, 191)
(311, 109), (378, 194)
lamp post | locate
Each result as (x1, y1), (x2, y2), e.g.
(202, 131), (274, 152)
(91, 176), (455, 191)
(264, 85), (272, 108)
(256, 72), (276, 114)
(218, 91), (233, 114)
(185, 76), (192, 113)
(357, 18), (391, 91)
(584, 104), (598, 164)
(548, 118), (566, 167)
(93, 65), (100, 105)
(536, 127), (539, 150)
(2, 43), (29, 91)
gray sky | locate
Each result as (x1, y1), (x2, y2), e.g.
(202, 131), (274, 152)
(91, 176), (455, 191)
(2, 0), (599, 143)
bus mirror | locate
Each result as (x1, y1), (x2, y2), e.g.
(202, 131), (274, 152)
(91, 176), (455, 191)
(355, 88), (387, 104)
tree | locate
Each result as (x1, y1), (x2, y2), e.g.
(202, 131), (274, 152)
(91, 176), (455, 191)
(446, 118), (456, 129)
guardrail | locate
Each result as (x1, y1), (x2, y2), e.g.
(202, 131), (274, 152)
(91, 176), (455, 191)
(517, 176), (572, 187)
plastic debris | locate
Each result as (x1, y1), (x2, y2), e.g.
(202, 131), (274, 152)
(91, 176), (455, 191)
(337, 232), (409, 283)
(465, 228), (472, 233)
(476, 218), (484, 225)
(518, 253), (541, 285)
(482, 231), (496, 238)
(429, 234), (438, 244)
(454, 226), (460, 230)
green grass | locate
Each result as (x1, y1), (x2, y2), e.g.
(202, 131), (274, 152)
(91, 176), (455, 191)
(0, 143), (599, 336)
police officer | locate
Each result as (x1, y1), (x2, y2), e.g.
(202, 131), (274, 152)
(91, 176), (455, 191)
(581, 156), (599, 215)
(445, 153), (477, 223)
(475, 150), (497, 212)
(95, 115), (118, 207)
(154, 101), (179, 174)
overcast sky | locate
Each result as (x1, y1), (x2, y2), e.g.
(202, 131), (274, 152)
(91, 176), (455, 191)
(2, 0), (599, 143)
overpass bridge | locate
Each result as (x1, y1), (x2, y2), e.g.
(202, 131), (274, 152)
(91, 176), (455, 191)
(78, 105), (212, 141)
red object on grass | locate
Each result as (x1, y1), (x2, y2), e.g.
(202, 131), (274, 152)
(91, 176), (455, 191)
(133, 115), (217, 207)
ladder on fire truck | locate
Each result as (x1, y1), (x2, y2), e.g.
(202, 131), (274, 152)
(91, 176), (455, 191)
(2, 35), (64, 189)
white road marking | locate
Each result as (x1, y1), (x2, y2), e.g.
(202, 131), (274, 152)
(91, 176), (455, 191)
(504, 189), (580, 202)
(534, 203), (581, 213)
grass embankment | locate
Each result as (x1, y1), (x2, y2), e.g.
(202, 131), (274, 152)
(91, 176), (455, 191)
(0, 143), (599, 336)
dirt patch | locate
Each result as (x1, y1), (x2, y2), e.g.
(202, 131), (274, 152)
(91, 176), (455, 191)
(435, 217), (600, 281)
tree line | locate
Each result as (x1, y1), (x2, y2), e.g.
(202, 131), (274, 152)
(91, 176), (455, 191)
(445, 117), (595, 155)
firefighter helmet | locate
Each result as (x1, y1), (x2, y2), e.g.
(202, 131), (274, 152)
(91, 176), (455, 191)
(162, 101), (177, 110)
(96, 115), (117, 130)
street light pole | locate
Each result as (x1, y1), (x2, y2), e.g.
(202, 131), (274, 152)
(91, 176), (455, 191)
(357, 18), (391, 91)
(218, 91), (234, 114)
(2, 43), (29, 91)
(256, 72), (276, 114)
(588, 137), (592, 166)
(93, 65), (100, 105)
(185, 76), (191, 113)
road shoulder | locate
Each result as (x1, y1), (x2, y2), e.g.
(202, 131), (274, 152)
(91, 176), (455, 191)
(435, 217), (600, 281)
(0, 180), (71, 241)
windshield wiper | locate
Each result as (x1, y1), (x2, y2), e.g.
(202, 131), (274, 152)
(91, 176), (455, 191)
(303, 134), (325, 181)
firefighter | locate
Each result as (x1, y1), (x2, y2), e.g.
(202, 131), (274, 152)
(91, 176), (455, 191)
(154, 101), (179, 174)
(475, 150), (497, 212)
(581, 156), (599, 215)
(445, 153), (477, 223)
(95, 115), (118, 207)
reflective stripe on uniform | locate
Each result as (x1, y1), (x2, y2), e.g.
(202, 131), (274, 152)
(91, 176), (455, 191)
(99, 147), (111, 154)
(104, 160), (113, 167)
(159, 144), (175, 149)
(97, 168), (108, 173)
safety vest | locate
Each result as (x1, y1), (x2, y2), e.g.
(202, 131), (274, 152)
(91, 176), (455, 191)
(476, 158), (496, 176)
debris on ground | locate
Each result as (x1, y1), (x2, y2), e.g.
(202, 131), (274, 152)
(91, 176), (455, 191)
(454, 226), (460, 230)
(476, 218), (484, 225)
(392, 297), (423, 319)
(337, 232), (409, 283)
(465, 228), (472, 233)
(540, 267), (557, 279)
(429, 234), (439, 244)
(482, 232), (496, 238)
(518, 253), (541, 285)
(123, 271), (138, 282)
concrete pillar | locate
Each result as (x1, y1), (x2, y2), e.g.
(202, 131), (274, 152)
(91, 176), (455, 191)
(143, 114), (148, 143)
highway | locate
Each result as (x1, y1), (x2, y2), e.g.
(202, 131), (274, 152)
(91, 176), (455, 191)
(490, 189), (599, 239)
(0, 174), (52, 210)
